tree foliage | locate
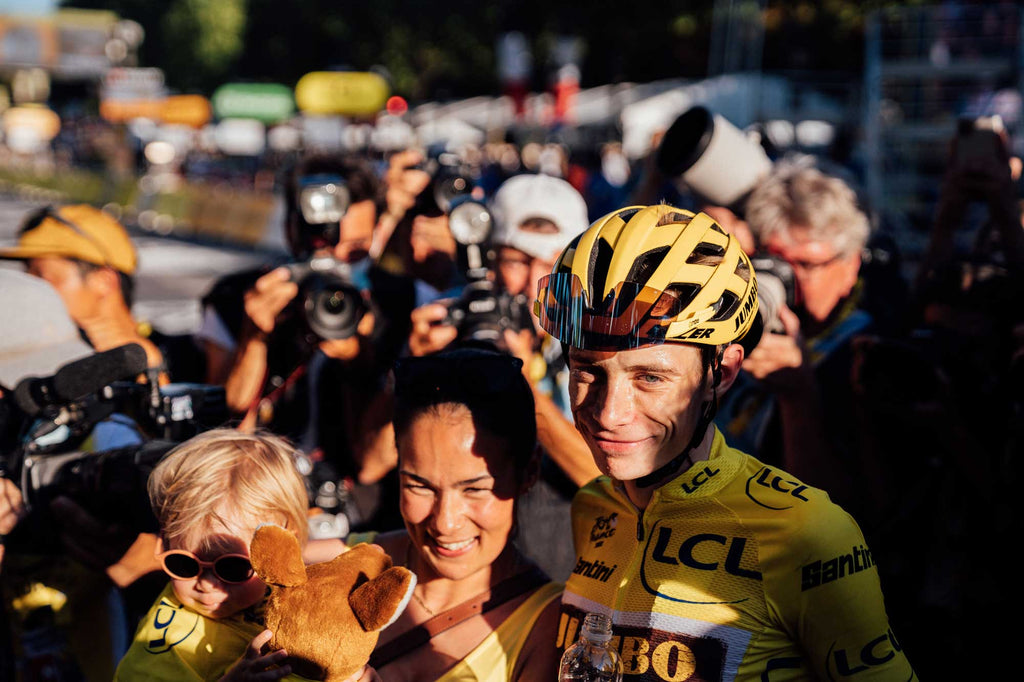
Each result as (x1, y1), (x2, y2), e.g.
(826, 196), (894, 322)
(62, 0), (927, 101)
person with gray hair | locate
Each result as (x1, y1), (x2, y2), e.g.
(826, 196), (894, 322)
(714, 159), (889, 525)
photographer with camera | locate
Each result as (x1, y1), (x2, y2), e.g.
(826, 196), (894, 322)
(199, 153), (410, 535)
(0, 204), (170, 384)
(407, 173), (600, 580)
(0, 269), (171, 680)
(711, 160), (884, 518)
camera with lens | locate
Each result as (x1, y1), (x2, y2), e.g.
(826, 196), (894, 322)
(410, 147), (476, 215)
(748, 253), (797, 336)
(281, 172), (375, 346)
(656, 105), (774, 213)
(2, 345), (228, 553)
(281, 255), (372, 345)
(441, 195), (534, 351)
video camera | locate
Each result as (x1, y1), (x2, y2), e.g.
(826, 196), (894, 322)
(2, 344), (228, 552)
(441, 195), (534, 351)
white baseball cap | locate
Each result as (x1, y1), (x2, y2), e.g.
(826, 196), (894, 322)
(489, 174), (590, 262)
(0, 269), (93, 389)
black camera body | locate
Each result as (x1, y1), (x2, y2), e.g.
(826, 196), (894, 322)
(283, 256), (371, 343)
(443, 279), (534, 350)
(748, 253), (797, 335)
(411, 149), (475, 214)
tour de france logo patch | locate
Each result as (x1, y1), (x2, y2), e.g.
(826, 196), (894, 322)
(590, 512), (618, 547)
(145, 597), (200, 654)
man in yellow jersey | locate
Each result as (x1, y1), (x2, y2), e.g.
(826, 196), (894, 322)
(534, 205), (916, 680)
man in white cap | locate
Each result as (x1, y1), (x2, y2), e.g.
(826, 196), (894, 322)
(408, 173), (601, 579)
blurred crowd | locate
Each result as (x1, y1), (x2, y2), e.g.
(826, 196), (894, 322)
(0, 104), (1020, 680)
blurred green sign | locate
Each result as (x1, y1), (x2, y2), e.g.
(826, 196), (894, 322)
(211, 83), (295, 124)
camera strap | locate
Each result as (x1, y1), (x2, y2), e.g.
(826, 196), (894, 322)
(243, 364), (307, 427)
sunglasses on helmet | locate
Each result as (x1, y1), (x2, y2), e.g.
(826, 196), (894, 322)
(158, 549), (255, 584)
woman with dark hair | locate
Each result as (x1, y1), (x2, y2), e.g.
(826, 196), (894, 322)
(309, 346), (562, 680)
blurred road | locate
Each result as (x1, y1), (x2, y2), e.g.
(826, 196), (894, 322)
(0, 196), (288, 336)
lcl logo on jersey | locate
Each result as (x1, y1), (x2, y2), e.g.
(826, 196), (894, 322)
(745, 466), (811, 510)
(145, 597), (199, 653)
(827, 628), (909, 677)
(640, 521), (762, 604)
(590, 512), (618, 547)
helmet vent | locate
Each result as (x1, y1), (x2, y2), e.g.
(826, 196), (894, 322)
(709, 291), (740, 321)
(589, 238), (616, 300)
(625, 246), (670, 284)
(686, 242), (726, 263)
(656, 284), (700, 318)
(617, 207), (642, 222)
(655, 211), (693, 227)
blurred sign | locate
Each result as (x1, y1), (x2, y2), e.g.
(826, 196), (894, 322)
(56, 9), (119, 77)
(100, 98), (163, 122)
(100, 66), (167, 123)
(212, 83), (294, 123)
(0, 18), (58, 69)
(0, 10), (119, 79)
(300, 114), (345, 150)
(102, 66), (165, 99)
(294, 71), (389, 116)
(160, 94), (211, 128)
(214, 118), (266, 156)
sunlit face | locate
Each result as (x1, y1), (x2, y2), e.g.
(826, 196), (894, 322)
(398, 406), (519, 583)
(26, 257), (103, 324)
(495, 246), (556, 302)
(164, 515), (266, 620)
(569, 344), (709, 484)
(333, 198), (378, 263)
(764, 227), (861, 324)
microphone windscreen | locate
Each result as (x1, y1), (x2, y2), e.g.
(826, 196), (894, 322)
(52, 343), (149, 403)
(13, 376), (52, 416)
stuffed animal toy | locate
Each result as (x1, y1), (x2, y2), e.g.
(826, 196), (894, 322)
(250, 525), (416, 681)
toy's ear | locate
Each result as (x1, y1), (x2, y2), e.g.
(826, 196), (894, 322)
(350, 565), (416, 632)
(250, 524), (307, 587)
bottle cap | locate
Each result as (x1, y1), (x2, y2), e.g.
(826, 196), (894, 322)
(582, 612), (613, 644)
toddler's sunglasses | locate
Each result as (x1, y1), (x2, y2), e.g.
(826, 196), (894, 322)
(158, 549), (254, 584)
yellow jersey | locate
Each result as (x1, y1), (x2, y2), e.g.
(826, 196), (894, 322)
(557, 428), (916, 681)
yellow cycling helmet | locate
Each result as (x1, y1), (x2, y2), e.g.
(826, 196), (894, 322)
(535, 204), (760, 351)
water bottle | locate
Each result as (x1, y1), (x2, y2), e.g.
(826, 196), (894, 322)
(558, 612), (623, 681)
